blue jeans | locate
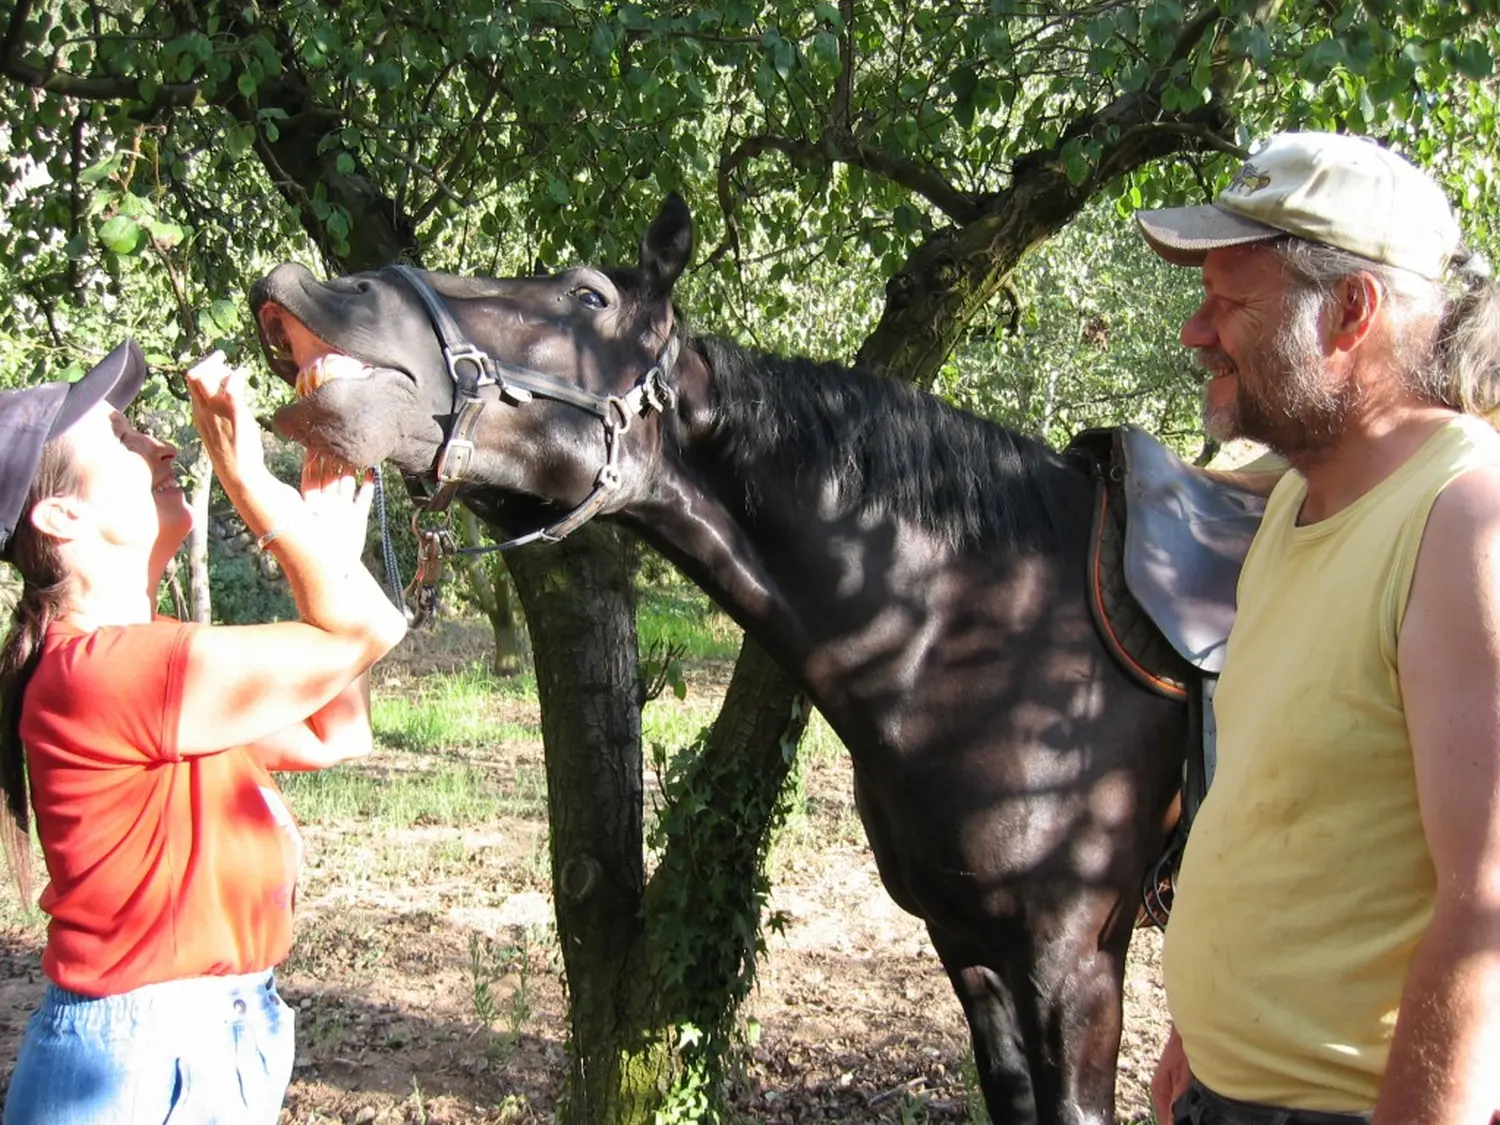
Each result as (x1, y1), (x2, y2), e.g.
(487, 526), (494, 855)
(3, 971), (295, 1125)
(1173, 1079), (1372, 1125)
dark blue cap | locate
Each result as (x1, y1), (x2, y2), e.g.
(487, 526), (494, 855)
(0, 339), (147, 560)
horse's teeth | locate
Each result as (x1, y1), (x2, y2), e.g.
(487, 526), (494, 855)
(296, 353), (368, 399)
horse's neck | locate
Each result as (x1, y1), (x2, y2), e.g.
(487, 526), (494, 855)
(637, 338), (1092, 690)
(624, 472), (817, 668)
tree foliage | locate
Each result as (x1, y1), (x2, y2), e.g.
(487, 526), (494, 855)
(4, 1), (1499, 1119)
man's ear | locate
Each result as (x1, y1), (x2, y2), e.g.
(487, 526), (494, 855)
(28, 495), (83, 544)
(1330, 272), (1382, 352)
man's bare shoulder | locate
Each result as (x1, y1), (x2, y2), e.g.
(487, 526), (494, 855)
(1411, 460), (1500, 624)
(1430, 461), (1500, 534)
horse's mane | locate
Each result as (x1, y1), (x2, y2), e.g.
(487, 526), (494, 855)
(693, 336), (1090, 554)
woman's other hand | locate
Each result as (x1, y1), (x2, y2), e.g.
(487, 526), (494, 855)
(301, 453), (374, 561)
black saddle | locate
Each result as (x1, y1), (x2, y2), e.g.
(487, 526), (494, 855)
(1067, 425), (1281, 926)
(1069, 425), (1272, 688)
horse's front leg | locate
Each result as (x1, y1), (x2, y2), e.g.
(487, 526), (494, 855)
(928, 925), (1040, 1124)
(929, 905), (1127, 1125)
(1034, 918), (1129, 1125)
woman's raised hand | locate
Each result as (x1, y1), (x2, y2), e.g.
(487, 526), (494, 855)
(185, 351), (268, 488)
(186, 350), (302, 529)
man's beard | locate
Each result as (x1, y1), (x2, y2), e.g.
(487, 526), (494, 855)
(1201, 291), (1358, 458)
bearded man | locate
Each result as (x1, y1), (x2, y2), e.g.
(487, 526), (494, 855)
(1137, 131), (1500, 1125)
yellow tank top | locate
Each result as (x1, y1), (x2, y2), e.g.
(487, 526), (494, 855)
(1163, 414), (1500, 1111)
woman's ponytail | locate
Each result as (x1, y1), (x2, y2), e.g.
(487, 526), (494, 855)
(0, 438), (77, 903)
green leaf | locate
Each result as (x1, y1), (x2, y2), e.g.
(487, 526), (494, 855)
(116, 193), (150, 219)
(336, 152), (356, 175)
(1298, 39), (1346, 83)
(147, 220), (186, 248)
(770, 37), (795, 78)
(237, 71), (258, 99)
(1247, 27), (1273, 68)
(1456, 40), (1493, 80)
(225, 122), (256, 156)
(811, 30), (839, 68)
(206, 298), (239, 335)
(79, 154), (122, 186)
(97, 215), (143, 255)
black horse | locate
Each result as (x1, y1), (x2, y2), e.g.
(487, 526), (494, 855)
(251, 195), (1186, 1124)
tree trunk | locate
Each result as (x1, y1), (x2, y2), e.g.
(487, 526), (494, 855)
(187, 442), (213, 624)
(458, 507), (528, 676)
(625, 637), (808, 1098)
(503, 524), (647, 1124)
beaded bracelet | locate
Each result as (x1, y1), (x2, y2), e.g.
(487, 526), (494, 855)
(253, 527), (287, 553)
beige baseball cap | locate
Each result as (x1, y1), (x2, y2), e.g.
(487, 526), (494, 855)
(1136, 132), (1461, 281)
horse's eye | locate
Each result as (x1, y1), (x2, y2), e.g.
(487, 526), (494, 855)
(571, 286), (608, 310)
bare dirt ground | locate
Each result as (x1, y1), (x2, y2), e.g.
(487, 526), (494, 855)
(0, 618), (1170, 1124)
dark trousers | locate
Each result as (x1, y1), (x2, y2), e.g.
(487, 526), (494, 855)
(1173, 1079), (1372, 1125)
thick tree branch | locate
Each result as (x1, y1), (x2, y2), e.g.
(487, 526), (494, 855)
(708, 126), (981, 269)
(832, 0), (855, 128)
(0, 54), (203, 109)
(1, 1), (201, 112)
(3, 0), (31, 68)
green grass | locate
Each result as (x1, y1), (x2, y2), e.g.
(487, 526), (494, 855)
(280, 760), (541, 827)
(637, 584), (742, 663)
(287, 587), (839, 838)
(642, 697), (714, 750)
(372, 662), (538, 751)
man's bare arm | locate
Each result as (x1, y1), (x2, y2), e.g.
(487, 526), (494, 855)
(1381, 466), (1500, 1125)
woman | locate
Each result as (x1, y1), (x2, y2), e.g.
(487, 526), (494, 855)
(0, 340), (407, 1123)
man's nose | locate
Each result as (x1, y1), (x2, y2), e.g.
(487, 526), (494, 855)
(1180, 303), (1215, 349)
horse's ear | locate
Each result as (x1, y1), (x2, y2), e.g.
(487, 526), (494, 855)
(639, 192), (693, 297)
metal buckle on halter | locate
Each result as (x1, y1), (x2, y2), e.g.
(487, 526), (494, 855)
(444, 342), (497, 391)
(434, 437), (476, 483)
(642, 365), (677, 413)
(605, 397), (633, 434)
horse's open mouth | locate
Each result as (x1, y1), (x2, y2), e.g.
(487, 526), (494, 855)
(258, 303), (376, 400)
(258, 302), (389, 473)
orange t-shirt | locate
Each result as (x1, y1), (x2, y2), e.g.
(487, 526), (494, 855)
(20, 619), (301, 997)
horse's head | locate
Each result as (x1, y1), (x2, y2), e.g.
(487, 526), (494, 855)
(250, 195), (694, 527)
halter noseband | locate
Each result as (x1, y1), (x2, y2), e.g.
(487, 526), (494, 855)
(379, 263), (680, 623)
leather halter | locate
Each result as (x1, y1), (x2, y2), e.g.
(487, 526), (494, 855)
(379, 264), (680, 622)
(382, 264), (680, 545)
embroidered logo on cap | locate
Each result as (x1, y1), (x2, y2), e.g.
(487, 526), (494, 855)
(1226, 163), (1272, 195)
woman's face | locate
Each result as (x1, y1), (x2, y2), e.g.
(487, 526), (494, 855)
(60, 401), (192, 559)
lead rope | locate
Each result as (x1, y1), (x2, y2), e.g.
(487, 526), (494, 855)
(372, 465), (410, 615)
